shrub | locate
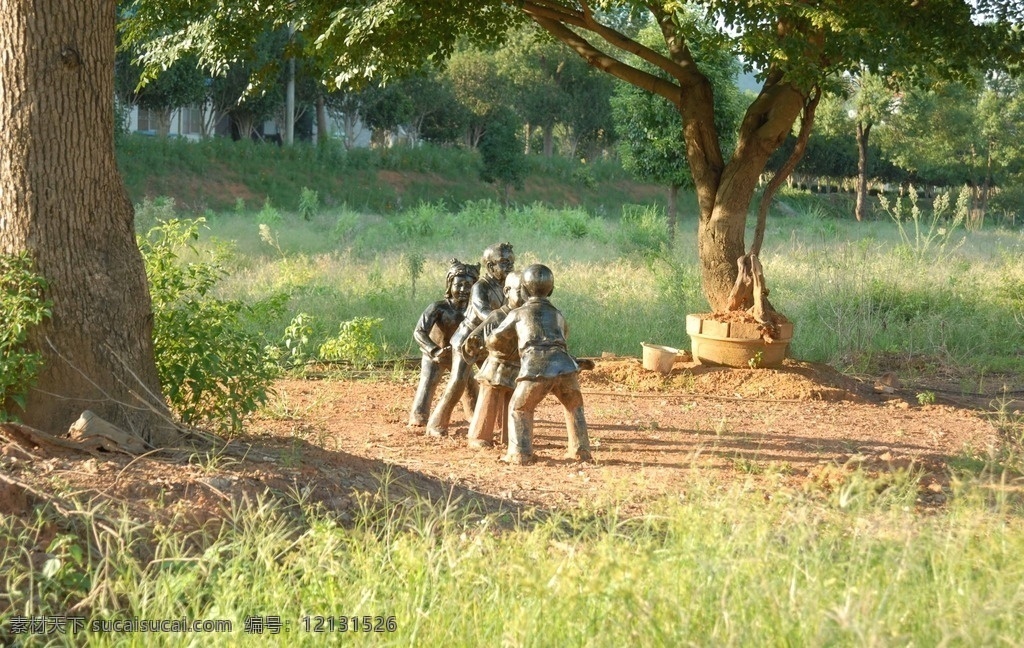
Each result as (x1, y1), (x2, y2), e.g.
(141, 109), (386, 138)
(318, 317), (384, 368)
(139, 218), (279, 433)
(617, 204), (669, 256)
(0, 253), (50, 421)
(298, 187), (320, 221)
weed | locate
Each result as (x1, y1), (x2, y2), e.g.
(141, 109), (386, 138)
(258, 198), (283, 225)
(140, 218), (279, 433)
(319, 317), (385, 368)
(298, 187), (320, 221)
(404, 252), (426, 299)
(879, 185), (968, 261)
(0, 253), (50, 421)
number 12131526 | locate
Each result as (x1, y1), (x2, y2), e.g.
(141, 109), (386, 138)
(301, 616), (397, 633)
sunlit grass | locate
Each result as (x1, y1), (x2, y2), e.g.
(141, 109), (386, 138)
(167, 191), (1024, 381)
(4, 471), (1024, 646)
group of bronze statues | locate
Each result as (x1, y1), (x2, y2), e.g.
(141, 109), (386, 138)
(409, 243), (593, 465)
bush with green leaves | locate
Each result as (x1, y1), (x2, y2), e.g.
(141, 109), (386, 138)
(298, 187), (320, 221)
(617, 204), (669, 257)
(139, 218), (279, 433)
(319, 317), (384, 368)
(0, 253), (51, 421)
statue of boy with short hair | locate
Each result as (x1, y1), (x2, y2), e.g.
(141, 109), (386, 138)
(486, 263), (593, 465)
(461, 271), (523, 448)
(408, 258), (479, 428)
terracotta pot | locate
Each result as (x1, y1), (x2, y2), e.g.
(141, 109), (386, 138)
(685, 314), (793, 368)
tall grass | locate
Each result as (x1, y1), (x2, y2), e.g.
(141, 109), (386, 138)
(147, 187), (1024, 380)
(4, 471), (1024, 646)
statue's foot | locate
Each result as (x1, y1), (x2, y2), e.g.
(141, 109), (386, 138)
(425, 426), (447, 438)
(468, 438), (493, 449)
(567, 449), (594, 463)
(501, 452), (535, 466)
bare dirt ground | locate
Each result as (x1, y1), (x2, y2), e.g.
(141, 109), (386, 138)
(3, 355), (1020, 531)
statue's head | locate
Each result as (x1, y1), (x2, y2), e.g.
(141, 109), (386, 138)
(521, 263), (554, 299)
(445, 258), (479, 308)
(482, 242), (515, 282)
(504, 271), (524, 308)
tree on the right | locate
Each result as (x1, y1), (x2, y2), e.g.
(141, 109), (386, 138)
(126, 0), (1021, 311)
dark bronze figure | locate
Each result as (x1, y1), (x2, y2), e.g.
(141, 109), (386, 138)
(486, 264), (593, 465)
(408, 259), (479, 428)
(462, 271), (523, 448)
(426, 243), (515, 437)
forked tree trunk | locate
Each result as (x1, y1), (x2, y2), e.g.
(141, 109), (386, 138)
(0, 0), (175, 443)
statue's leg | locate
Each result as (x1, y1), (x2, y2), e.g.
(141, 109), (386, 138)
(497, 389), (511, 446)
(505, 380), (550, 464)
(467, 383), (500, 448)
(460, 367), (479, 419)
(408, 354), (440, 427)
(426, 354), (471, 437)
(553, 374), (592, 461)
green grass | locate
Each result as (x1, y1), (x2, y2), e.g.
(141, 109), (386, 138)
(137, 184), (1024, 382)
(4, 469), (1024, 646)
(7, 152), (1024, 644)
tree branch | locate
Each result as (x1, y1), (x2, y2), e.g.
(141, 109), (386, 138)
(526, 14), (682, 105)
(751, 86), (821, 256)
(521, 0), (687, 98)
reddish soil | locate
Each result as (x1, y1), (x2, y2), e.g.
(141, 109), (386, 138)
(2, 357), (1017, 529)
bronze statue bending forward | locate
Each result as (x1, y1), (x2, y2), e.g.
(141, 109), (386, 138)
(462, 271), (523, 448)
(486, 264), (593, 465)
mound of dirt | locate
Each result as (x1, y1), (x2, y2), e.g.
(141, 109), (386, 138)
(582, 357), (870, 402)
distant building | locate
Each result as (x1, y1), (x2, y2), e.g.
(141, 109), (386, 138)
(123, 102), (374, 148)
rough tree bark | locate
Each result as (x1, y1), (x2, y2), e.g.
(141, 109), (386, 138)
(0, 0), (175, 444)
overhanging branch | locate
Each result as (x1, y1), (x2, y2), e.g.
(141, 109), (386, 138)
(527, 14), (681, 105)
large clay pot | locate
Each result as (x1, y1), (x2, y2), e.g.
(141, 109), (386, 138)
(685, 314), (793, 368)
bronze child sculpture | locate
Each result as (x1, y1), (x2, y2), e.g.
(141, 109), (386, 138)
(426, 242), (515, 437)
(486, 263), (593, 465)
(461, 271), (523, 449)
(408, 258), (479, 428)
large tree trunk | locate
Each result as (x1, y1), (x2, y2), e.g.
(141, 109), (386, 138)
(687, 78), (806, 311)
(0, 0), (174, 444)
(855, 121), (872, 222)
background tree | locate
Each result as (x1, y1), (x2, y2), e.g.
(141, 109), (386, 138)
(479, 108), (528, 210)
(115, 51), (208, 136)
(124, 0), (1009, 310)
(557, 55), (617, 160)
(498, 34), (567, 156)
(361, 81), (415, 147)
(849, 70), (897, 221)
(1, 0), (173, 440)
(443, 49), (511, 148)
(880, 74), (1024, 227)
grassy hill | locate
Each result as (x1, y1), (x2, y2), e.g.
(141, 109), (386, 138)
(116, 135), (670, 217)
